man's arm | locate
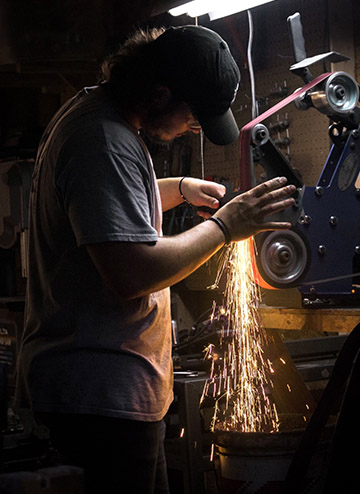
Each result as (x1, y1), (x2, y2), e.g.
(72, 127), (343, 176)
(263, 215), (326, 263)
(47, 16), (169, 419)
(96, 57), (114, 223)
(86, 177), (296, 300)
(86, 218), (225, 299)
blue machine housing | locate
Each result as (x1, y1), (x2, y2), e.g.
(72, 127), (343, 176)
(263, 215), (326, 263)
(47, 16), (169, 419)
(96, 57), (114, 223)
(254, 125), (360, 306)
(297, 128), (360, 301)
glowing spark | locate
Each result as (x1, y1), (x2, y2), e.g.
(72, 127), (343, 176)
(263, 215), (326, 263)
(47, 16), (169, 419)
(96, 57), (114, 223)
(210, 442), (215, 462)
(203, 240), (279, 433)
(180, 428), (185, 438)
(280, 358), (286, 364)
(267, 359), (275, 373)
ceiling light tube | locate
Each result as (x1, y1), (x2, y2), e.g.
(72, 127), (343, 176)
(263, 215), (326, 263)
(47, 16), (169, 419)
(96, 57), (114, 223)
(169, 0), (277, 19)
(186, 0), (220, 17)
(168, 2), (194, 16)
(209, 0), (276, 20)
(169, 0), (219, 17)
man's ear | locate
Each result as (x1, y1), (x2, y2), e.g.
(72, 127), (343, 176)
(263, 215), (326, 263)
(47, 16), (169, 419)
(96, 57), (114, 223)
(151, 86), (172, 110)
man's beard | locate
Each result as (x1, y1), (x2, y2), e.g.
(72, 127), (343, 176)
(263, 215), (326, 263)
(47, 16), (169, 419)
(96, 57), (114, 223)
(140, 126), (172, 146)
(140, 98), (187, 145)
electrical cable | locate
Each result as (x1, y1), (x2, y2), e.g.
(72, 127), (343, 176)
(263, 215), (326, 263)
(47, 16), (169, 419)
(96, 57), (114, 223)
(322, 0), (330, 73)
(247, 9), (258, 120)
(246, 8), (259, 188)
(200, 130), (205, 179)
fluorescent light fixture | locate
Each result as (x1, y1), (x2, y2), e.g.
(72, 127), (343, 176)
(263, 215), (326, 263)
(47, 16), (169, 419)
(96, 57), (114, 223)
(169, 0), (276, 19)
(209, 0), (276, 20)
(169, 1), (220, 18)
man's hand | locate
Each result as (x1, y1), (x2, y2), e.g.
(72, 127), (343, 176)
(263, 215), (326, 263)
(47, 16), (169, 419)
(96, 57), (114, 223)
(157, 177), (225, 213)
(179, 177), (226, 216)
(214, 177), (296, 242)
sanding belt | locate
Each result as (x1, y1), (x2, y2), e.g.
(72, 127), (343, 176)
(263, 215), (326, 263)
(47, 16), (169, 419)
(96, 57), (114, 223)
(238, 72), (332, 189)
(237, 72), (332, 289)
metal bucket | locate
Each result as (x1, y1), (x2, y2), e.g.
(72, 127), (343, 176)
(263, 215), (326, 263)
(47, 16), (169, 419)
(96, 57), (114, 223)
(215, 426), (332, 494)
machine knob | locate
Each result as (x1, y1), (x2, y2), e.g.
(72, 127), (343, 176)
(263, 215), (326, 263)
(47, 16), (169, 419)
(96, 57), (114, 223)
(268, 241), (293, 268)
(257, 230), (309, 288)
(251, 124), (270, 146)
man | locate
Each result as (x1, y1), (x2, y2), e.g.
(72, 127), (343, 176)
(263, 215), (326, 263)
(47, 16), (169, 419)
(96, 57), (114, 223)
(15, 25), (295, 493)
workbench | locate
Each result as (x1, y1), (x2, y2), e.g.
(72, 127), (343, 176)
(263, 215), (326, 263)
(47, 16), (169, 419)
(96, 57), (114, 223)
(260, 306), (360, 333)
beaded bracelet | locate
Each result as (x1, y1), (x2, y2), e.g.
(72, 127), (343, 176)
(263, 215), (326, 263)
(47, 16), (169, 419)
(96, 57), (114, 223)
(179, 176), (192, 204)
(208, 216), (232, 246)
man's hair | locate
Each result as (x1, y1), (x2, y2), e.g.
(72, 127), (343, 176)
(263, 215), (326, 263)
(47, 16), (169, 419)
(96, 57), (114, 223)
(100, 28), (166, 110)
(101, 28), (165, 81)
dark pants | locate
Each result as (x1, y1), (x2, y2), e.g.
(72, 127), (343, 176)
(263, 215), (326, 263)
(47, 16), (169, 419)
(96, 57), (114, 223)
(37, 413), (170, 494)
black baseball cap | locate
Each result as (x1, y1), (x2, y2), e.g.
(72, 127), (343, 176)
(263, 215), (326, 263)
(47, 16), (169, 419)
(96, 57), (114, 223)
(150, 25), (240, 146)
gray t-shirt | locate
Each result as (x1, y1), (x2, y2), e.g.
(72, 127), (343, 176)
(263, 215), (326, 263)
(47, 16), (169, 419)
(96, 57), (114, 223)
(15, 86), (173, 422)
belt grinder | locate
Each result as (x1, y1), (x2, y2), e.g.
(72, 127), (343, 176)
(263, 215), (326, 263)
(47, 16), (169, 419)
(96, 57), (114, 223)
(239, 14), (360, 307)
(250, 14), (360, 306)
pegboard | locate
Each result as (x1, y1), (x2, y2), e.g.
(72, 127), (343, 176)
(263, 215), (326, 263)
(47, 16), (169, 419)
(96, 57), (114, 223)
(189, 0), (340, 187)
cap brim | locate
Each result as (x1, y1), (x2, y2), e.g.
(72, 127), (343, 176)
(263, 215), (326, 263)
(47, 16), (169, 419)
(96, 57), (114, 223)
(199, 108), (239, 146)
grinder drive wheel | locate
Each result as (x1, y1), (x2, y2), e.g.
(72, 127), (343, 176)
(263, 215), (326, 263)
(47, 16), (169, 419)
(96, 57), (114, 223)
(254, 229), (310, 289)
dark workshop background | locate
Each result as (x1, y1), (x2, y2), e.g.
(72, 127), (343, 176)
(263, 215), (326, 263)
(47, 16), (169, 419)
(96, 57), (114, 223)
(1, 1), (360, 493)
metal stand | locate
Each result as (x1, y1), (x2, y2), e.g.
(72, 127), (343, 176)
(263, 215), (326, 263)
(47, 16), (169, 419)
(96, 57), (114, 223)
(283, 322), (360, 494)
(165, 376), (213, 494)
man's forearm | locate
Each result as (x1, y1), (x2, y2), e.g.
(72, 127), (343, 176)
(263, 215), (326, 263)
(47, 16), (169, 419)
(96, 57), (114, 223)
(157, 177), (184, 211)
(86, 219), (225, 300)
(129, 220), (225, 296)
